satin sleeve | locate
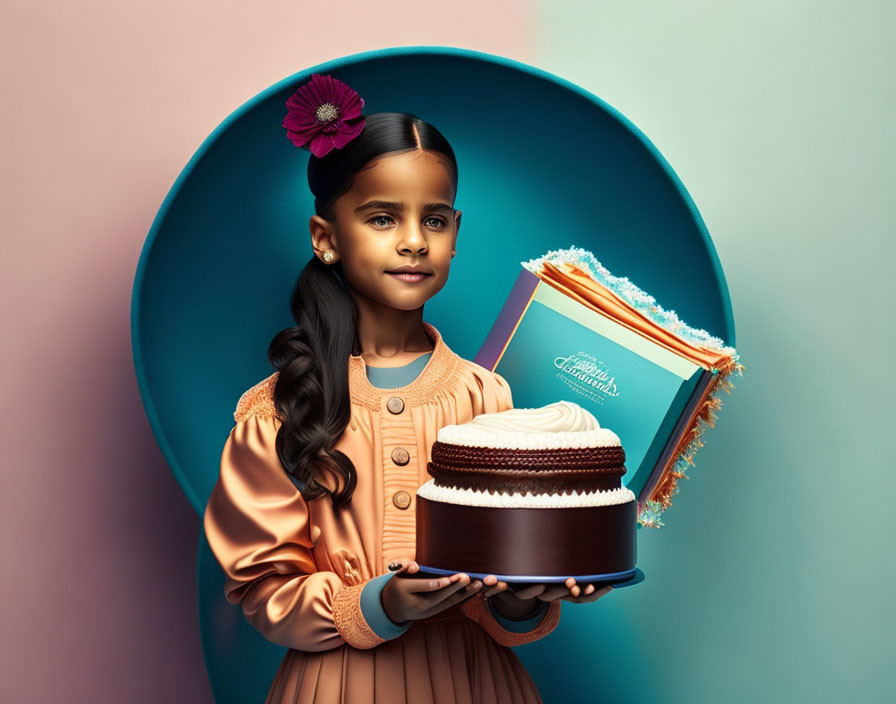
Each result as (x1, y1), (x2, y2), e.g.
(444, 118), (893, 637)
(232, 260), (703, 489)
(203, 412), (393, 652)
(458, 365), (564, 644)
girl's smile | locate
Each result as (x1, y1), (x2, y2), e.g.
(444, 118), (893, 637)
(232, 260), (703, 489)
(388, 272), (431, 283)
(385, 264), (434, 283)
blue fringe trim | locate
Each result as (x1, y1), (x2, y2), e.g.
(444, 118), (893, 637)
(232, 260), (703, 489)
(521, 245), (741, 370)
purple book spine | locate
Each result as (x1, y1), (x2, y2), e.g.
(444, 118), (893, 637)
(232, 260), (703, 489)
(474, 268), (541, 371)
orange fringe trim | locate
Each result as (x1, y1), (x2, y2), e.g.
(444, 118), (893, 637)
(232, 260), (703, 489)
(640, 360), (746, 520)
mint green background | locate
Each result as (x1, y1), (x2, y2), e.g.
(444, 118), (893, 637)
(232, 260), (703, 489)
(514, 2), (894, 702)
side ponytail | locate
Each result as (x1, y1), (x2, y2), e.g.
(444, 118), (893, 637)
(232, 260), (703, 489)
(268, 257), (359, 506)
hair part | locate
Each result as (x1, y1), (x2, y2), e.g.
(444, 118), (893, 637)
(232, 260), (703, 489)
(308, 112), (458, 220)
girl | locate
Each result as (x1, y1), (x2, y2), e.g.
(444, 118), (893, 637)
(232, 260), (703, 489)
(203, 74), (613, 704)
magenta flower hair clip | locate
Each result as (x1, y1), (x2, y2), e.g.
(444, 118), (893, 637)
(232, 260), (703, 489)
(282, 73), (366, 158)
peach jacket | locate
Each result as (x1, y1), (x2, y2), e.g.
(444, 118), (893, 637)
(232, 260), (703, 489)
(203, 321), (561, 653)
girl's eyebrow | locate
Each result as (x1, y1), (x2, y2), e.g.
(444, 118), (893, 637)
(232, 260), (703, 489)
(354, 200), (453, 214)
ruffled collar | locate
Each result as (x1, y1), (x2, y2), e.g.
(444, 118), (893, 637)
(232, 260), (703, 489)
(348, 321), (458, 409)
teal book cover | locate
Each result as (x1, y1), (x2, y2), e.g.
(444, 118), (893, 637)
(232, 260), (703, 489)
(476, 269), (710, 504)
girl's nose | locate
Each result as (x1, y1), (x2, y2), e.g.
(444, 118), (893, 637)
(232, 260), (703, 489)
(398, 225), (428, 253)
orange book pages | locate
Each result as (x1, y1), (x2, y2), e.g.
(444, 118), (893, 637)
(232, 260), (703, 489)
(557, 262), (725, 361)
(532, 265), (693, 365)
(538, 261), (736, 373)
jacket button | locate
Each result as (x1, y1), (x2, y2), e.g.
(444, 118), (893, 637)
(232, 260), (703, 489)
(392, 491), (411, 509)
(391, 447), (410, 466)
(386, 396), (405, 414)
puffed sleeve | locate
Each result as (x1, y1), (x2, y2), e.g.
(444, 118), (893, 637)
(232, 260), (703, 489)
(491, 370), (514, 413)
(470, 364), (515, 415)
(203, 412), (397, 652)
(459, 364), (564, 645)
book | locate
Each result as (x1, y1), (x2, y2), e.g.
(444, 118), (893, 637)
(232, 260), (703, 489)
(475, 246), (744, 528)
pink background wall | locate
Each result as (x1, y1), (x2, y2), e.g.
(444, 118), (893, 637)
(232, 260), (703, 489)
(0, 3), (533, 701)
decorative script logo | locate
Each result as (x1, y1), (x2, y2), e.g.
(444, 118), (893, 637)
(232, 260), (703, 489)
(554, 351), (620, 406)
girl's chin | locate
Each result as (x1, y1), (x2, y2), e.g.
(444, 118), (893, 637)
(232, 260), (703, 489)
(384, 296), (433, 311)
(358, 288), (431, 311)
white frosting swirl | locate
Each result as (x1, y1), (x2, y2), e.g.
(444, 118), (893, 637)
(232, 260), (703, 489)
(436, 400), (621, 450)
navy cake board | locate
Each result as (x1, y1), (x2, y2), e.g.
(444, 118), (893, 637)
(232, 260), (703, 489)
(416, 565), (646, 589)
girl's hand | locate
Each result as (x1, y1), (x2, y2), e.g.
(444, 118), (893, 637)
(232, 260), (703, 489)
(380, 559), (484, 624)
(482, 575), (614, 619)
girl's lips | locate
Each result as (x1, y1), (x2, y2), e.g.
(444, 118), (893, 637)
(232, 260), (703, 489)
(387, 272), (432, 283)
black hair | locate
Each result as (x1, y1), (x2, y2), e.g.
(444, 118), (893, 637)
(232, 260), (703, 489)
(267, 112), (458, 506)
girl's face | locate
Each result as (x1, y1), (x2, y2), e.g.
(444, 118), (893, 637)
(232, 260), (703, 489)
(310, 149), (460, 312)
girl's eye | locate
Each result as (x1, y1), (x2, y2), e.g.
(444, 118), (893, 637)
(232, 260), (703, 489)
(370, 215), (394, 227)
(368, 215), (446, 228)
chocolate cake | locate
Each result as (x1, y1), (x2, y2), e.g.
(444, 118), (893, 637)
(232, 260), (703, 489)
(415, 401), (637, 578)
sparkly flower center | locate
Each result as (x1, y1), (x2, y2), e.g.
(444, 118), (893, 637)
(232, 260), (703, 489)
(316, 102), (340, 124)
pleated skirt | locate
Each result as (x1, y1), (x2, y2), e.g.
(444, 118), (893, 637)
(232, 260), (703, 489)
(264, 608), (544, 704)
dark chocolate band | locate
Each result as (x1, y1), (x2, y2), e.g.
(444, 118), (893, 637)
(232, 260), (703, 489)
(428, 442), (627, 497)
(431, 441), (626, 470)
(416, 495), (637, 577)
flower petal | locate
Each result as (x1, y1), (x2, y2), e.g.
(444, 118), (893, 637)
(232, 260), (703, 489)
(331, 118), (366, 149)
(310, 132), (337, 157)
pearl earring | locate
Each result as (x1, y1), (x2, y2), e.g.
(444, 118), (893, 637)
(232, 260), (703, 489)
(323, 250), (335, 263)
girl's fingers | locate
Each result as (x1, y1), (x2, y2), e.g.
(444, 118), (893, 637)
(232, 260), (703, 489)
(536, 584), (571, 601)
(439, 576), (483, 601)
(482, 578), (510, 598)
(388, 559), (419, 576)
(419, 579), (483, 619)
(562, 583), (613, 603)
(510, 583), (547, 600)
(443, 578), (483, 605)
(408, 572), (470, 594)
(537, 577), (579, 600)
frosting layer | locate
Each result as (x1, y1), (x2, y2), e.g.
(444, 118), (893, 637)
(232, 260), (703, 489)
(436, 400), (621, 449)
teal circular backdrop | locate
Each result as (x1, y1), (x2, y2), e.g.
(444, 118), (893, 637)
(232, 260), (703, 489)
(131, 45), (735, 703)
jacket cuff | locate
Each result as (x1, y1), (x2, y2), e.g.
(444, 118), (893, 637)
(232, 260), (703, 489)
(460, 592), (561, 646)
(359, 573), (412, 641)
(487, 598), (550, 633)
(332, 581), (387, 649)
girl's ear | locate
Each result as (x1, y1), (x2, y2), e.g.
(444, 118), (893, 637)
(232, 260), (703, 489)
(309, 214), (339, 263)
(452, 209), (461, 257)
